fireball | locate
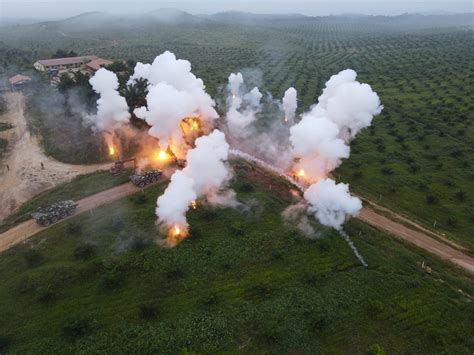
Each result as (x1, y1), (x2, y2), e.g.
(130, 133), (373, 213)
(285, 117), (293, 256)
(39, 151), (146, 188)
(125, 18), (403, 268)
(155, 149), (172, 162)
(173, 225), (181, 236)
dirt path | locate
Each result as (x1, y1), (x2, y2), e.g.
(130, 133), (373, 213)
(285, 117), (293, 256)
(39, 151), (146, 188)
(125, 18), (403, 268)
(0, 182), (141, 252)
(0, 92), (109, 221)
(358, 208), (474, 273)
(1, 167), (474, 275)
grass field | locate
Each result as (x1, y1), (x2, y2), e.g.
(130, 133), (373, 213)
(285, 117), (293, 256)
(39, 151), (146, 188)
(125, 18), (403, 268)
(0, 161), (473, 353)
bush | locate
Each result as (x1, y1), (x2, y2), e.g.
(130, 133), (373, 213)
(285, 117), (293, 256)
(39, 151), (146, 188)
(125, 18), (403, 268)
(74, 244), (97, 260)
(67, 221), (82, 235)
(0, 334), (11, 353)
(380, 167), (394, 175)
(36, 287), (57, 304)
(23, 249), (44, 268)
(100, 271), (125, 290)
(165, 266), (184, 281)
(62, 315), (95, 341)
(139, 301), (159, 321)
(367, 343), (386, 355)
(131, 236), (153, 251)
(238, 182), (254, 193)
(426, 194), (439, 205)
(229, 223), (244, 238)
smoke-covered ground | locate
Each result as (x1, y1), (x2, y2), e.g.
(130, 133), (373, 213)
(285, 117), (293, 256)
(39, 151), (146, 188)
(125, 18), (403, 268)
(0, 93), (109, 221)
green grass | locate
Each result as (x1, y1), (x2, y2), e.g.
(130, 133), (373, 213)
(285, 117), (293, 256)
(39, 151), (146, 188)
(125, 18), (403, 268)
(0, 162), (472, 353)
(0, 170), (131, 233)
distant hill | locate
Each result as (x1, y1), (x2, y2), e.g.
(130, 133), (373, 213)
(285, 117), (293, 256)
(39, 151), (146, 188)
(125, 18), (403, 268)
(202, 11), (308, 23)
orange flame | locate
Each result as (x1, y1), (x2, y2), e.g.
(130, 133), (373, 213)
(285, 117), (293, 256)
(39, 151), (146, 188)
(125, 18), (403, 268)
(297, 169), (305, 177)
(155, 150), (170, 161)
(191, 200), (197, 209)
(173, 225), (181, 236)
(109, 147), (115, 156)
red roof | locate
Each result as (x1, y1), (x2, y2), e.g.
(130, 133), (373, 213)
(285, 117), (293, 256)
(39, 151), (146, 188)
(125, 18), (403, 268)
(9, 74), (32, 85)
(86, 58), (114, 71)
(36, 56), (98, 67)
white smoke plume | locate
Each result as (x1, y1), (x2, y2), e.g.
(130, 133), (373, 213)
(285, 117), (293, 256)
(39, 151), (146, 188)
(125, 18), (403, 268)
(310, 69), (383, 142)
(88, 68), (130, 131)
(132, 51), (218, 152)
(288, 69), (382, 230)
(156, 171), (197, 228)
(304, 179), (362, 230)
(282, 87), (297, 124)
(226, 72), (263, 137)
(156, 129), (234, 232)
(289, 113), (349, 179)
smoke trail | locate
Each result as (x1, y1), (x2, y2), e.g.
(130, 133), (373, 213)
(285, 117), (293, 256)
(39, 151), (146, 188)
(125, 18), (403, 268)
(339, 230), (368, 267)
(87, 68), (130, 131)
(225, 72), (263, 137)
(282, 87), (297, 124)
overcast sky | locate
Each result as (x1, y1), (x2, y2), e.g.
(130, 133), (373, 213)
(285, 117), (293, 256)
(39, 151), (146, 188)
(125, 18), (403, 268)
(1, 0), (472, 19)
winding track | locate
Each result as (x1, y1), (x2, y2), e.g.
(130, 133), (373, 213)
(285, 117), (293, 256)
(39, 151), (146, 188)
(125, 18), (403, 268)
(1, 166), (473, 274)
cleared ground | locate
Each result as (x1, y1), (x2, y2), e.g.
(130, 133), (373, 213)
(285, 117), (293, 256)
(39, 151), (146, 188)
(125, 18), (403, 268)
(0, 93), (108, 221)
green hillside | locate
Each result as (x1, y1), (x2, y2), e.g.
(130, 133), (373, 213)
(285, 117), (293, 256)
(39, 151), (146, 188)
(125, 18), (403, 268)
(0, 161), (472, 353)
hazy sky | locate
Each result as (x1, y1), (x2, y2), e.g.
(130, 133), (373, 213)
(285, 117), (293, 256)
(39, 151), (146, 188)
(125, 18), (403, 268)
(1, 0), (472, 19)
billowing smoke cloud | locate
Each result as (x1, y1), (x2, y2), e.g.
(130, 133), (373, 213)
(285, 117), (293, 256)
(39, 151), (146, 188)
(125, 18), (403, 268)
(304, 179), (362, 230)
(310, 69), (383, 142)
(226, 72), (263, 137)
(88, 68), (130, 131)
(282, 87), (297, 124)
(288, 69), (382, 229)
(132, 51), (218, 151)
(156, 129), (234, 232)
(290, 113), (349, 179)
(156, 171), (196, 227)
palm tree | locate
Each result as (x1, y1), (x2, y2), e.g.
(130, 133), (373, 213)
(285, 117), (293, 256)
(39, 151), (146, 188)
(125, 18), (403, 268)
(121, 78), (150, 129)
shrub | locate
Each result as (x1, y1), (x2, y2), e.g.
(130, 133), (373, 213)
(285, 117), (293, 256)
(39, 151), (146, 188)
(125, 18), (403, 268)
(139, 301), (159, 320)
(100, 271), (125, 290)
(380, 167), (394, 175)
(367, 343), (386, 355)
(0, 334), (11, 353)
(455, 190), (466, 202)
(36, 287), (57, 304)
(229, 223), (245, 238)
(62, 315), (95, 341)
(426, 194), (438, 205)
(238, 182), (254, 193)
(67, 221), (82, 235)
(74, 244), (97, 260)
(187, 225), (202, 241)
(165, 266), (184, 281)
(131, 236), (153, 251)
(23, 249), (44, 268)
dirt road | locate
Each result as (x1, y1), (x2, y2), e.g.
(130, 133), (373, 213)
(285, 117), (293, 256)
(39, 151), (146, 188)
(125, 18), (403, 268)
(358, 208), (474, 273)
(0, 92), (109, 221)
(1, 167), (474, 274)
(0, 182), (141, 252)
